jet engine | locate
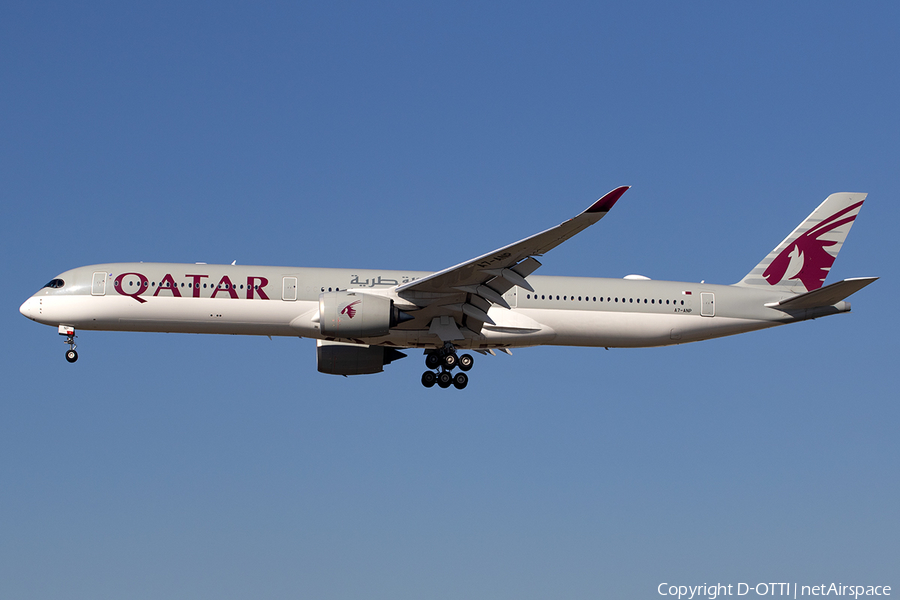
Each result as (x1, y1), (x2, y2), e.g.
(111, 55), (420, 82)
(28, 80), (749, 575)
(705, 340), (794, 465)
(318, 290), (410, 338)
(316, 340), (407, 375)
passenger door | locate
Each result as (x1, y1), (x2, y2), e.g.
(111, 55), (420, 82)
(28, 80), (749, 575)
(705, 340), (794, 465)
(700, 292), (715, 317)
(282, 276), (298, 301)
(91, 271), (107, 296)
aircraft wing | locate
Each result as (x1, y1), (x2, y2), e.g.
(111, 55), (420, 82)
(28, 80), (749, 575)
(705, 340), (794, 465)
(397, 186), (628, 295)
(394, 186), (628, 338)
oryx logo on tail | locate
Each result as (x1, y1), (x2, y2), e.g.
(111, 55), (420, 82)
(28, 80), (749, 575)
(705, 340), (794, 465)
(762, 201), (863, 291)
(736, 192), (867, 293)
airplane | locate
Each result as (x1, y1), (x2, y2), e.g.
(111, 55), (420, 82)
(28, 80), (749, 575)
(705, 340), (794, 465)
(20, 187), (876, 389)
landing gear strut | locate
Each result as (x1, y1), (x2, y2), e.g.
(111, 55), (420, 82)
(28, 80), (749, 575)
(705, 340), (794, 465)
(421, 343), (473, 390)
(60, 326), (78, 363)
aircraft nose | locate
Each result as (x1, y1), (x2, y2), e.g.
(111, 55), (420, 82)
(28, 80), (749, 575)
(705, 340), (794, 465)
(19, 297), (38, 320)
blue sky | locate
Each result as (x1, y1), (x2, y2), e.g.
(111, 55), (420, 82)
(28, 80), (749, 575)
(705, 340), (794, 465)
(2, 3), (897, 598)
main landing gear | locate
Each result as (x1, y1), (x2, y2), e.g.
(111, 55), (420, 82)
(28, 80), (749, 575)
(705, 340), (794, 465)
(421, 344), (473, 390)
(60, 326), (78, 363)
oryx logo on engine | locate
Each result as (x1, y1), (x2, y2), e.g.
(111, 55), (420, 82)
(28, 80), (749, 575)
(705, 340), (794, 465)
(340, 300), (361, 319)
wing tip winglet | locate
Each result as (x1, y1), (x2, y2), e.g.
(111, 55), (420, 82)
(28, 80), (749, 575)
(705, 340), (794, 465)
(585, 186), (630, 214)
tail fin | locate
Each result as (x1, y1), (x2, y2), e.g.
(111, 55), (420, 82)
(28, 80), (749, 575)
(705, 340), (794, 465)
(735, 192), (867, 293)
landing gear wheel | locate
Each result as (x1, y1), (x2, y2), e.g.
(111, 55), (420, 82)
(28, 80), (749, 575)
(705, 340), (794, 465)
(452, 372), (468, 389)
(442, 353), (457, 370)
(65, 349), (78, 363)
(458, 354), (474, 371)
(437, 371), (453, 388)
(425, 353), (440, 370)
(421, 371), (436, 388)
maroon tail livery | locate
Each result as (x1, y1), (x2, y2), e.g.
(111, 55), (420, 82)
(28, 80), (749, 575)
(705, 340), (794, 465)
(737, 192), (866, 293)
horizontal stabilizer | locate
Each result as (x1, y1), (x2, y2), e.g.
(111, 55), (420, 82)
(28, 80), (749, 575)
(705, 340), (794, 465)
(766, 277), (878, 310)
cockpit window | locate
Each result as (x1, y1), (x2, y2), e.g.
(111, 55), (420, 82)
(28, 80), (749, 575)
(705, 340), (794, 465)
(43, 279), (65, 289)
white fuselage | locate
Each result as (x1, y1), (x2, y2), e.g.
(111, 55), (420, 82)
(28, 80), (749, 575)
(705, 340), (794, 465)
(20, 262), (827, 351)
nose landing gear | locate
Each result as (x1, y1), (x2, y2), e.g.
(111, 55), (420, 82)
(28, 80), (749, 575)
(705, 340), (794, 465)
(421, 344), (473, 390)
(59, 325), (78, 363)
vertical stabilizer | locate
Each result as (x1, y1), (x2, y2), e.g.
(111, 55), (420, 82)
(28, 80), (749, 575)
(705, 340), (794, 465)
(735, 192), (866, 293)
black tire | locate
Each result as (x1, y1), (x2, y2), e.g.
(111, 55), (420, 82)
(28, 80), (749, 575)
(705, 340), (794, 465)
(425, 353), (440, 369)
(421, 371), (436, 388)
(65, 350), (78, 363)
(452, 372), (468, 390)
(437, 371), (453, 388)
(442, 353), (457, 370)
(458, 353), (474, 371)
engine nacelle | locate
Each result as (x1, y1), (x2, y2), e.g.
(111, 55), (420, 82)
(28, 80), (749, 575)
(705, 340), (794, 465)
(318, 290), (399, 338)
(316, 340), (407, 375)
